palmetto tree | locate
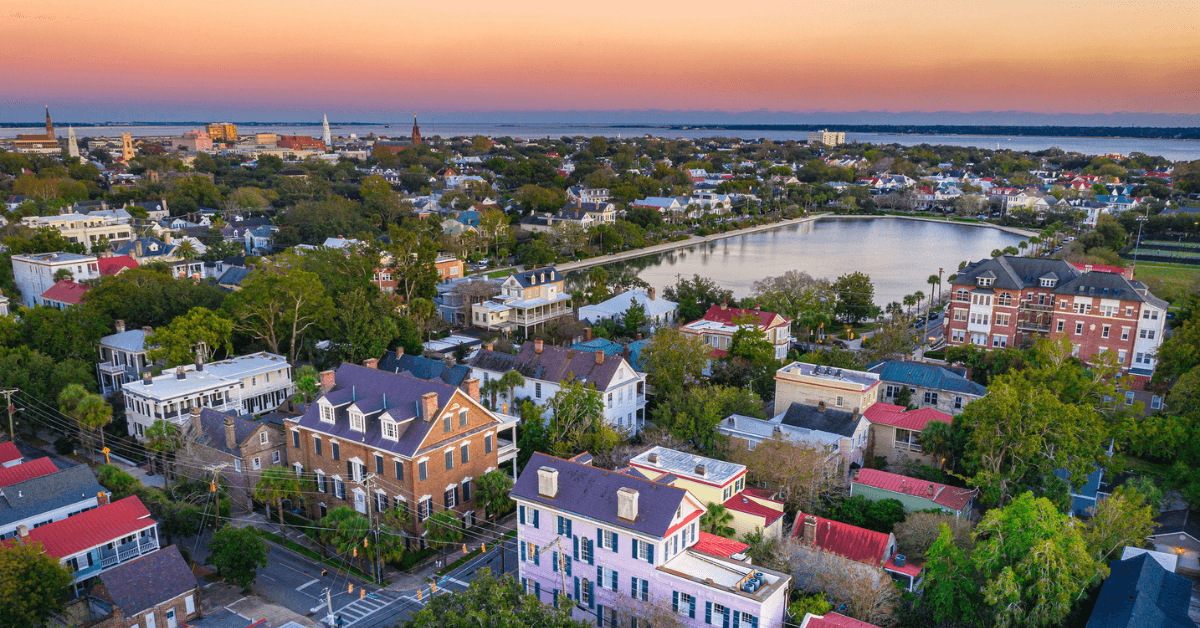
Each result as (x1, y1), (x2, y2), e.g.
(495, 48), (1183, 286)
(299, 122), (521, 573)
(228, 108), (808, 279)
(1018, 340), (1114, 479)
(59, 384), (112, 460)
(1018, 241), (1028, 255)
(886, 301), (904, 321)
(498, 371), (525, 414)
(903, 294), (917, 317)
(254, 466), (302, 525)
(913, 291), (925, 322)
(175, 238), (198, 261)
(701, 502), (736, 538)
(1029, 235), (1042, 256)
(144, 419), (182, 486)
(481, 379), (503, 410)
(927, 274), (941, 314)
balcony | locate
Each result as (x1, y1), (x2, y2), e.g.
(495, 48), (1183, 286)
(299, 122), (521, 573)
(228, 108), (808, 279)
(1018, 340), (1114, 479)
(1016, 319), (1052, 333)
(1020, 301), (1055, 312)
(511, 308), (571, 326)
(497, 437), (518, 463)
(98, 362), (128, 376)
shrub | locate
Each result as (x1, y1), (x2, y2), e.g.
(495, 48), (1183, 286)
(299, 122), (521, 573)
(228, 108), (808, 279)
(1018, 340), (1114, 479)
(54, 436), (77, 456)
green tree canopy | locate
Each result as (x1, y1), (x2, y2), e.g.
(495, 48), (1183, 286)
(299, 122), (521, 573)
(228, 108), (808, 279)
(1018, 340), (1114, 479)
(405, 568), (591, 628)
(0, 540), (74, 628)
(224, 261), (333, 363)
(146, 306), (234, 366)
(208, 524), (269, 591)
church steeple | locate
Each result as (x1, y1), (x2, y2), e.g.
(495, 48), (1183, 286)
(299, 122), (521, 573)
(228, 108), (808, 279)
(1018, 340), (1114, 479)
(321, 112), (331, 148)
(44, 105), (54, 138)
(412, 112), (422, 145)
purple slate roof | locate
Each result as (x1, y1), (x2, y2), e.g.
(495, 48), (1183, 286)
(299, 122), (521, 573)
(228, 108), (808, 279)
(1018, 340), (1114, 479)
(470, 341), (625, 390)
(292, 363), (462, 458)
(511, 452), (687, 539)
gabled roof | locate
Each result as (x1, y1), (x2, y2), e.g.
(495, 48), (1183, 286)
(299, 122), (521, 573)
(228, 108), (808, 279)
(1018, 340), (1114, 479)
(96, 545), (196, 617)
(40, 280), (90, 305)
(0, 457), (58, 487)
(508, 267), (561, 289)
(853, 469), (976, 511)
(865, 360), (986, 397)
(780, 403), (862, 438)
(800, 612), (882, 628)
(19, 496), (153, 558)
(951, 255), (1079, 291)
(100, 329), (149, 353)
(723, 493), (784, 526)
(510, 452), (688, 539)
(194, 409), (262, 456)
(568, 338), (650, 370)
(693, 531), (749, 558)
(862, 404), (952, 432)
(96, 255), (138, 276)
(377, 350), (470, 387)
(792, 512), (889, 566)
(1085, 553), (1197, 628)
(693, 304), (790, 328)
(0, 442), (21, 465)
(469, 341), (627, 391)
(0, 464), (106, 528)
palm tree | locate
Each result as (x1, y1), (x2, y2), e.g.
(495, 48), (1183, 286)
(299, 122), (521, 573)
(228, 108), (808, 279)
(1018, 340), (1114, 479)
(498, 371), (525, 414)
(927, 274), (941, 314)
(1018, 241), (1028, 256)
(1029, 235), (1042, 256)
(254, 466), (302, 525)
(481, 379), (503, 409)
(913, 291), (925, 324)
(991, 248), (1004, 258)
(59, 384), (111, 460)
(701, 502), (736, 538)
(175, 238), (198, 261)
(902, 294), (917, 317)
(144, 419), (182, 486)
(885, 301), (903, 322)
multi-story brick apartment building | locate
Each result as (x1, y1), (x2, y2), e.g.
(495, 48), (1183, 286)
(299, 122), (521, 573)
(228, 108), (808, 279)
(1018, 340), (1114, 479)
(944, 256), (1167, 376)
(512, 453), (791, 628)
(285, 362), (518, 540)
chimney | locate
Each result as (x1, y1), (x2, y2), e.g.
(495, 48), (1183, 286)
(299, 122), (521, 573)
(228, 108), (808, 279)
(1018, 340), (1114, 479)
(97, 491), (110, 506)
(444, 355), (456, 368)
(694, 464), (707, 477)
(647, 452), (659, 465)
(648, 286), (656, 301)
(319, 369), (336, 392)
(484, 342), (494, 352)
(420, 391), (439, 422)
(537, 466), (559, 498)
(817, 400), (826, 413)
(362, 358), (379, 370)
(16, 525), (28, 538)
(720, 301), (727, 310)
(585, 328), (592, 342)
(190, 407), (201, 432)
(534, 339), (544, 354)
(175, 366), (186, 380)
(464, 377), (480, 403)
(142, 372), (153, 386)
(802, 515), (818, 546)
(617, 487), (639, 521)
(115, 319), (125, 333)
(142, 326), (153, 336)
(195, 355), (204, 372)
(223, 416), (236, 450)
(637, 333), (643, 341)
(395, 346), (404, 359)
(595, 349), (605, 365)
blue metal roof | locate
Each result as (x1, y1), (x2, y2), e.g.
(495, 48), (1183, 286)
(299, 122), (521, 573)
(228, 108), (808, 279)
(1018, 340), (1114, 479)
(866, 360), (987, 397)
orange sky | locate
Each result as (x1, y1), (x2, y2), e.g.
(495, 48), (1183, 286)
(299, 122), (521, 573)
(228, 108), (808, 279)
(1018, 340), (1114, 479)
(3, 0), (1199, 117)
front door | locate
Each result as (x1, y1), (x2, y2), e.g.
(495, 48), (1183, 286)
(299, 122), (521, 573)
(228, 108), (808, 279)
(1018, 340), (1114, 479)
(353, 489), (366, 514)
(166, 609), (177, 628)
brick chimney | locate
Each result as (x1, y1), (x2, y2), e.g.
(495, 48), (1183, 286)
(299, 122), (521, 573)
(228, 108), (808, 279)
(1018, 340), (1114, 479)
(595, 349), (605, 365)
(362, 358), (378, 369)
(648, 286), (656, 301)
(484, 342), (494, 352)
(464, 377), (480, 402)
(97, 491), (110, 506)
(534, 338), (544, 354)
(802, 515), (818, 546)
(16, 524), (28, 538)
(115, 319), (125, 333)
(584, 327), (592, 342)
(817, 400), (826, 413)
(720, 301), (727, 310)
(395, 346), (404, 358)
(223, 416), (237, 450)
(637, 333), (643, 341)
(142, 326), (153, 336)
(190, 407), (201, 433)
(319, 369), (336, 392)
(420, 391), (439, 421)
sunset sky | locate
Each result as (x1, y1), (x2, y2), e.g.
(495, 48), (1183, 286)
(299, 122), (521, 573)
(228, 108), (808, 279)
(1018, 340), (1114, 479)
(3, 0), (1199, 122)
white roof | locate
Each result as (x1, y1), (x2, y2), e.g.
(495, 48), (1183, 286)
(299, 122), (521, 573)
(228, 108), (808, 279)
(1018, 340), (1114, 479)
(1121, 547), (1178, 572)
(578, 289), (677, 320)
(630, 446), (744, 485)
(664, 550), (785, 590)
(204, 352), (290, 380)
(719, 413), (843, 447)
(122, 352), (288, 401)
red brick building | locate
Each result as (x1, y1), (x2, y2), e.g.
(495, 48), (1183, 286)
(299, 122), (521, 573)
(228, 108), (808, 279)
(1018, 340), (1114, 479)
(284, 362), (518, 544)
(276, 135), (326, 151)
(944, 256), (1167, 376)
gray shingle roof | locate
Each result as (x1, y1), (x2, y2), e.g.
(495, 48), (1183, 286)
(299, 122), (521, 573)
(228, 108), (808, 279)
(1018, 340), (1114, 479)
(510, 452), (686, 538)
(0, 464), (106, 528)
(195, 409), (261, 456)
(97, 545), (197, 617)
(100, 329), (148, 353)
(469, 341), (624, 390)
(951, 256), (1079, 291)
(779, 403), (861, 437)
(509, 267), (561, 289)
(377, 351), (470, 387)
(1085, 553), (1197, 628)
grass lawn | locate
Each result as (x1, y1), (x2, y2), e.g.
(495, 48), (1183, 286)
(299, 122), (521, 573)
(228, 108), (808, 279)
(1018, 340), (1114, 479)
(1133, 263), (1200, 305)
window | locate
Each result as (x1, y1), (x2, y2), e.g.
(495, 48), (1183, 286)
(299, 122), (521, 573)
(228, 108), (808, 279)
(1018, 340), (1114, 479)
(923, 391), (938, 405)
(461, 443), (469, 464)
(443, 415), (451, 433)
(638, 540), (653, 562)
(599, 529), (617, 551)
(992, 334), (1007, 348)
(1075, 322), (1084, 335)
(535, 382), (542, 398)
(459, 409), (468, 427)
(736, 477), (744, 492)
(955, 289), (969, 302)
(259, 432), (268, 446)
(997, 292), (1012, 306)
(1118, 350), (1127, 363)
(885, 385), (899, 398)
(320, 405), (335, 423)
(382, 420), (398, 440)
(836, 396), (844, 407)
(462, 478), (472, 502)
(331, 442), (340, 461)
(954, 396), (963, 410)
(445, 450), (454, 471)
(417, 498), (431, 522)
(1102, 325), (1110, 338)
(723, 486), (732, 501)
(485, 435), (493, 454)
(375, 454), (384, 475)
(895, 428), (921, 452)
(445, 487), (457, 508)
(395, 460), (404, 480)
(1151, 395), (1162, 410)
(969, 312), (988, 326)
(953, 308), (967, 322)
(1127, 307), (1134, 316)
(676, 592), (694, 616)
(631, 577), (649, 601)
(1125, 391), (1135, 406)
(234, 458), (242, 472)
(607, 393), (613, 408)
(581, 537), (592, 563)
(1100, 305), (1119, 317)
(316, 470), (326, 492)
(1073, 303), (1091, 315)
(1056, 320), (1065, 333)
(272, 450), (280, 464)
(1140, 329), (1156, 340)
(350, 411), (364, 432)
(994, 313), (1010, 327)
(1122, 328), (1130, 341)
(951, 329), (965, 343)
(335, 478), (345, 499)
(977, 277), (993, 287)
(418, 460), (428, 481)
(291, 430), (300, 448)
(970, 332), (987, 346)
(252, 457), (261, 469)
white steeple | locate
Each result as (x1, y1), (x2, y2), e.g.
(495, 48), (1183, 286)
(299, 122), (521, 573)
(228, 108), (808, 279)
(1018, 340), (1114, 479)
(322, 112), (331, 148)
(67, 126), (79, 158)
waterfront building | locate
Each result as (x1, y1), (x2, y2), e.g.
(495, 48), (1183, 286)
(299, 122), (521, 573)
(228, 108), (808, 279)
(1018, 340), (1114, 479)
(681, 304), (792, 362)
(469, 267), (572, 337)
(511, 452), (792, 628)
(11, 252), (100, 308)
(13, 106), (60, 154)
(206, 122), (238, 141)
(943, 255), (1167, 376)
(807, 130), (846, 147)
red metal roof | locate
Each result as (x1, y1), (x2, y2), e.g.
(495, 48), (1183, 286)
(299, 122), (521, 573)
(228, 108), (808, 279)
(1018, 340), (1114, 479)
(693, 531), (750, 558)
(792, 512), (889, 566)
(0, 457), (58, 487)
(724, 493), (784, 526)
(802, 612), (882, 628)
(0, 442), (21, 465)
(696, 304), (791, 328)
(1069, 262), (1133, 280)
(862, 404), (951, 431)
(854, 469), (976, 512)
(39, 280), (91, 305)
(883, 555), (923, 577)
(21, 496), (153, 558)
(97, 255), (139, 276)
(742, 487), (777, 500)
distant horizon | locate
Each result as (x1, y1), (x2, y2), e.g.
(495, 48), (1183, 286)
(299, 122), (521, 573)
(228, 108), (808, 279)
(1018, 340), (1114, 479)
(4, 108), (1200, 128)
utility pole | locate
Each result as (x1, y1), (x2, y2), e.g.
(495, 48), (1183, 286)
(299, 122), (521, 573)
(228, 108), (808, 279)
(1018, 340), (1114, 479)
(324, 587), (334, 627)
(361, 473), (381, 584)
(0, 389), (16, 441)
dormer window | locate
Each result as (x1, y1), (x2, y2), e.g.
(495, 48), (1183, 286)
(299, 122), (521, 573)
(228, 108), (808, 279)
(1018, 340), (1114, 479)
(1040, 278), (1056, 287)
(382, 419), (398, 441)
(350, 410), (365, 432)
(977, 277), (993, 287)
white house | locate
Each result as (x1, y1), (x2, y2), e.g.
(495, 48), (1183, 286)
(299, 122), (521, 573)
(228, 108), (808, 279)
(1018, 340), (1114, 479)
(577, 287), (678, 330)
(11, 252), (99, 308)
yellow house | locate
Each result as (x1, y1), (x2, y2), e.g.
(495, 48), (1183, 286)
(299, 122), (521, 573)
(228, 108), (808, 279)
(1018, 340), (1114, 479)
(628, 446), (786, 539)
